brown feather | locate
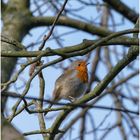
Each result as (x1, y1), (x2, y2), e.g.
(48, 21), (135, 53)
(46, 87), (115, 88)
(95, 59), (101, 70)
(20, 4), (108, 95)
(53, 86), (62, 101)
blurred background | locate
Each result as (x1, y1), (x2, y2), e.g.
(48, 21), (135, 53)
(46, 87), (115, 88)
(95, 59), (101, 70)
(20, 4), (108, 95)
(1, 0), (139, 140)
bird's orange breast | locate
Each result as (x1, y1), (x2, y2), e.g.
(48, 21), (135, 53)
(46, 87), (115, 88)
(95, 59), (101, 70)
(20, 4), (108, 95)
(76, 66), (88, 83)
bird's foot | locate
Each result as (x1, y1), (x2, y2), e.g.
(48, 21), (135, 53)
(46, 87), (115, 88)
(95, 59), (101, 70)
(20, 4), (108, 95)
(68, 96), (76, 103)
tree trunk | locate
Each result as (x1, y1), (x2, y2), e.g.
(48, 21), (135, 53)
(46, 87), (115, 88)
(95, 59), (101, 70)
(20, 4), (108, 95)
(1, 0), (31, 139)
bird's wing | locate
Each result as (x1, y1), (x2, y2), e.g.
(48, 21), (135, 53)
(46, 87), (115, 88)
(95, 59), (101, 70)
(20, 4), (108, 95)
(53, 85), (62, 100)
(56, 69), (74, 82)
(53, 69), (74, 100)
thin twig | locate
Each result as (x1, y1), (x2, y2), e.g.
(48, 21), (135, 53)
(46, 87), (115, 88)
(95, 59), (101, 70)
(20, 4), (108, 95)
(39, 0), (68, 50)
(2, 92), (139, 115)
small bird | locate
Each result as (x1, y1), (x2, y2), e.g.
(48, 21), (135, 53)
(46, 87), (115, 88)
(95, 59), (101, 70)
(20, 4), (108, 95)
(44, 60), (89, 115)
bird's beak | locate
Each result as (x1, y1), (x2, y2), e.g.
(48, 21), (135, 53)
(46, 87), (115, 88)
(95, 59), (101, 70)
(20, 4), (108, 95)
(86, 62), (90, 66)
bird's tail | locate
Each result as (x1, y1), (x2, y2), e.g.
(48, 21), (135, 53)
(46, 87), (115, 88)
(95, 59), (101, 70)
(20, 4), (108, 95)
(44, 96), (59, 116)
(44, 102), (53, 116)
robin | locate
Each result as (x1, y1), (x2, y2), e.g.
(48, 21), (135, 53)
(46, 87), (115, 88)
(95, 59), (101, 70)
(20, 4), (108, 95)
(44, 60), (89, 115)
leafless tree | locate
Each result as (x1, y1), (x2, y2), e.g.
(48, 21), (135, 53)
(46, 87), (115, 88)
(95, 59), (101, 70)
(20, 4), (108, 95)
(1, 0), (139, 140)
